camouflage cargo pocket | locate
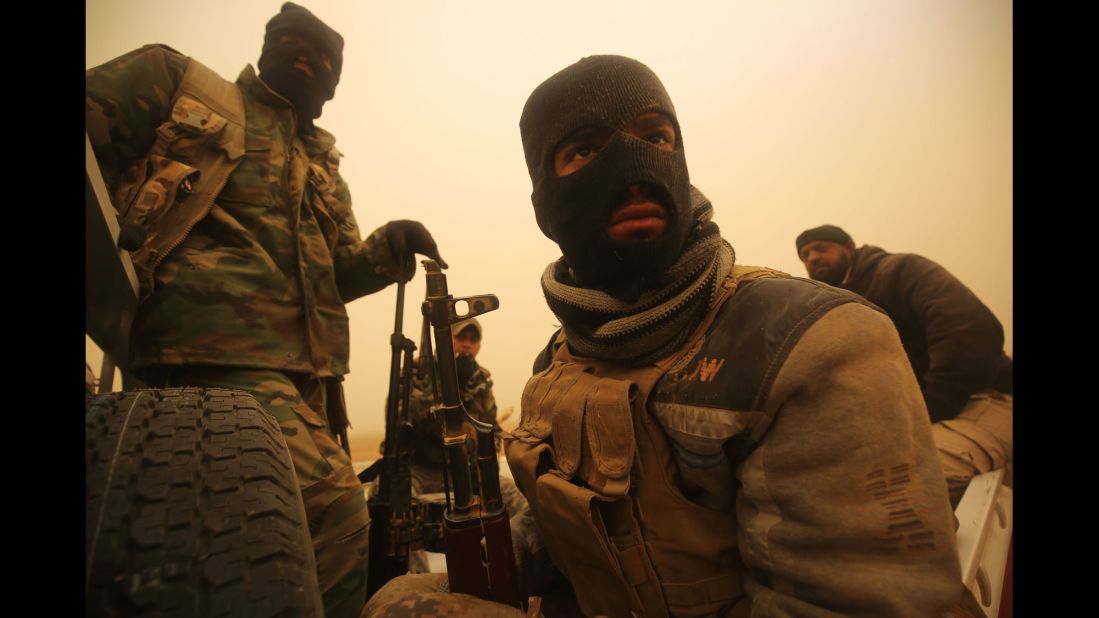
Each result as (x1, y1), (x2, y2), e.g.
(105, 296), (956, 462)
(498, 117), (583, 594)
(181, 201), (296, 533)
(118, 155), (200, 232)
(288, 395), (350, 486)
(110, 94), (229, 231)
(306, 159), (349, 255)
(162, 94), (231, 164)
(244, 375), (342, 486)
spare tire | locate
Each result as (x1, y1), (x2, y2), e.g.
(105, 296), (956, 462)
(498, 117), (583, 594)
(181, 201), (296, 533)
(86, 387), (323, 617)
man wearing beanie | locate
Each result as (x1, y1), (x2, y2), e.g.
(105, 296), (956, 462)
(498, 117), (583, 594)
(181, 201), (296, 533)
(387, 318), (530, 573)
(403, 317), (505, 497)
(87, 4), (448, 615)
(797, 225), (1013, 502)
(504, 55), (987, 617)
(367, 55), (977, 616)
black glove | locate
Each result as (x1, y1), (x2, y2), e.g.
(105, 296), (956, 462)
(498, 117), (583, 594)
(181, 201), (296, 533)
(454, 353), (479, 389)
(384, 220), (448, 281)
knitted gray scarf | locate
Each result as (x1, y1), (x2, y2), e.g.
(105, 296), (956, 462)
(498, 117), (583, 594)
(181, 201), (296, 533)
(541, 187), (735, 365)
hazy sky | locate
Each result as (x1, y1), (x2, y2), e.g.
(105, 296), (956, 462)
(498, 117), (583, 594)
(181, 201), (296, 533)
(86, 0), (1012, 455)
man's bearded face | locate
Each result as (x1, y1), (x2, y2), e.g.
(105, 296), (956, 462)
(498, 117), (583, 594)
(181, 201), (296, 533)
(800, 240), (853, 286)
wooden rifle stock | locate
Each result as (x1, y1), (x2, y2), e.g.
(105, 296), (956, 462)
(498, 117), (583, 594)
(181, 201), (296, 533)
(420, 260), (522, 609)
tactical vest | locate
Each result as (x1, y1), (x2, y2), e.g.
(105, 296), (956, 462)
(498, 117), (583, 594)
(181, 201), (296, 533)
(111, 51), (247, 299)
(508, 267), (872, 617)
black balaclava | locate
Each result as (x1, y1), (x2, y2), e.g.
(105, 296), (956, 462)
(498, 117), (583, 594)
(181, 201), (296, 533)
(258, 2), (344, 134)
(520, 55), (693, 291)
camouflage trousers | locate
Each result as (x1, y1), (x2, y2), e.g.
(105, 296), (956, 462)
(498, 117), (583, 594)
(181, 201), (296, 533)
(361, 573), (525, 617)
(134, 366), (370, 618)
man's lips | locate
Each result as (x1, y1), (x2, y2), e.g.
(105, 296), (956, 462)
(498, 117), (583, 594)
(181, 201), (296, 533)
(607, 202), (667, 240)
(293, 60), (314, 79)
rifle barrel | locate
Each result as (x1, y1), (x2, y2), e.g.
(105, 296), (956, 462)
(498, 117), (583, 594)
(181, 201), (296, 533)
(366, 280), (414, 598)
(420, 259), (520, 608)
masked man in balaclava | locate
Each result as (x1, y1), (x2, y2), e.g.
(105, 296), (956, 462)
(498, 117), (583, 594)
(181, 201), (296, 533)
(503, 55), (977, 616)
(360, 56), (981, 617)
(87, 4), (448, 616)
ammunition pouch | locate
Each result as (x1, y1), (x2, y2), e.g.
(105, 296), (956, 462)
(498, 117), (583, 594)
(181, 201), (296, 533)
(507, 267), (788, 617)
(111, 55), (246, 300)
(511, 361), (669, 617)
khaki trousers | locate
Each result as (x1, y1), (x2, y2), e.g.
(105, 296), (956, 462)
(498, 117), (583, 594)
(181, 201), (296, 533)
(932, 390), (1013, 502)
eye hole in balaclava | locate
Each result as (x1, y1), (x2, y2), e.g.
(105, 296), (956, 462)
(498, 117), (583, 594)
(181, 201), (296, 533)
(519, 55), (693, 292)
(258, 2), (344, 135)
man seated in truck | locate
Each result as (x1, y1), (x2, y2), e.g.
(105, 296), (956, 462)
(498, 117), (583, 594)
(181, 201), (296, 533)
(797, 224), (1012, 502)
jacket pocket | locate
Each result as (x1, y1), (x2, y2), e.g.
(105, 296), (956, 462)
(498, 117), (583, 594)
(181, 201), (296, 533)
(292, 397), (330, 429)
(110, 94), (231, 231)
(159, 94), (231, 165)
(534, 473), (660, 617)
(118, 155), (200, 231)
(516, 361), (638, 498)
(306, 161), (343, 254)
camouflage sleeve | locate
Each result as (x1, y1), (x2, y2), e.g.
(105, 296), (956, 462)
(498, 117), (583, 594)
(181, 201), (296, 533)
(402, 364), (453, 467)
(405, 370), (437, 427)
(324, 165), (404, 301)
(405, 360), (496, 452)
(463, 367), (497, 426)
(405, 361), (495, 426)
(85, 44), (189, 196)
(451, 363), (497, 455)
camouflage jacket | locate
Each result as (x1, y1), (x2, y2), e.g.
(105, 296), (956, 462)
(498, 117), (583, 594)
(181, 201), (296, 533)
(405, 358), (497, 467)
(86, 45), (402, 377)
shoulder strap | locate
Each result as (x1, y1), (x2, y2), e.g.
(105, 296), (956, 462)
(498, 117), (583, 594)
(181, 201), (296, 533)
(549, 265), (792, 376)
(729, 264), (790, 284)
(150, 58), (245, 160)
(175, 58), (244, 126)
(131, 58), (247, 295)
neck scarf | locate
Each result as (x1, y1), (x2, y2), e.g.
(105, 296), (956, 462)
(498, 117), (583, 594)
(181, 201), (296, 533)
(542, 189), (735, 365)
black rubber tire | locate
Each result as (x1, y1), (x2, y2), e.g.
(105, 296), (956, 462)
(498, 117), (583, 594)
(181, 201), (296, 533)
(86, 387), (323, 617)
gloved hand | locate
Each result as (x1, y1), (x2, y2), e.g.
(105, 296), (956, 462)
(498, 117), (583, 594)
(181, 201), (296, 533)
(384, 220), (448, 281)
(454, 352), (479, 389)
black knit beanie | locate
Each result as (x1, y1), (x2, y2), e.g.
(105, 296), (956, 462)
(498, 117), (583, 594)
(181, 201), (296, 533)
(796, 225), (853, 257)
(258, 2), (343, 130)
(263, 2), (343, 77)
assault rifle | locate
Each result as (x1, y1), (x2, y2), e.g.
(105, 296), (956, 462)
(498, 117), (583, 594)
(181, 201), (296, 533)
(365, 280), (419, 597)
(420, 259), (522, 609)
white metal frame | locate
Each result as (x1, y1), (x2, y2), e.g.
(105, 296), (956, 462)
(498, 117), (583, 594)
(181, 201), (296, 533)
(954, 469), (1012, 617)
